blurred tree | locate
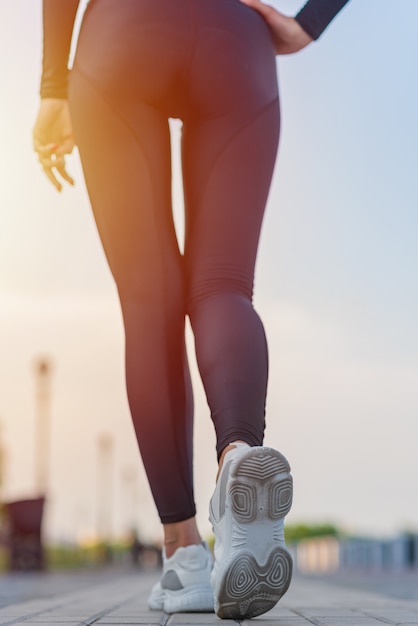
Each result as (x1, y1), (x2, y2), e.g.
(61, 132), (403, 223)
(285, 523), (340, 543)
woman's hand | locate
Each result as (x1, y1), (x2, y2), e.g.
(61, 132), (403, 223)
(33, 98), (75, 192)
(239, 0), (313, 55)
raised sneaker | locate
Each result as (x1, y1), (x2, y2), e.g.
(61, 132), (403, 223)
(209, 444), (293, 620)
(148, 541), (214, 613)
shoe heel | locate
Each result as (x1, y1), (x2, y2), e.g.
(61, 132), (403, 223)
(230, 448), (293, 522)
(216, 547), (293, 619)
(164, 586), (214, 613)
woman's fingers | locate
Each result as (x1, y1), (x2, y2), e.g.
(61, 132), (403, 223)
(54, 136), (75, 157)
(41, 163), (63, 192)
(34, 141), (57, 155)
(239, 0), (272, 18)
(33, 99), (76, 191)
(37, 148), (74, 192)
(238, 0), (313, 54)
(55, 158), (75, 186)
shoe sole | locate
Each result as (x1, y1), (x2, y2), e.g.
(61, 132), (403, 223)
(215, 447), (293, 620)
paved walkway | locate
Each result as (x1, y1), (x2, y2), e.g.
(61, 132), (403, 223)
(0, 569), (418, 625)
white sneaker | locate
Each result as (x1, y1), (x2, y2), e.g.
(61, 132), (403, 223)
(148, 542), (214, 613)
(209, 444), (293, 620)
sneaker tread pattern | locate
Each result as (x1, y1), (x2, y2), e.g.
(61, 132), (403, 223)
(231, 448), (293, 522)
(216, 548), (293, 619)
(216, 447), (293, 619)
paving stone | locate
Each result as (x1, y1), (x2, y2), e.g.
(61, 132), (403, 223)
(1, 571), (418, 625)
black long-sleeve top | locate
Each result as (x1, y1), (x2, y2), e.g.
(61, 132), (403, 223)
(40, 0), (350, 99)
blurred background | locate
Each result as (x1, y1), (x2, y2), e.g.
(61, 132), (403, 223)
(0, 0), (417, 572)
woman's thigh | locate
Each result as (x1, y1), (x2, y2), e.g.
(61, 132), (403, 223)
(182, 0), (280, 303)
(70, 74), (182, 301)
(70, 0), (279, 302)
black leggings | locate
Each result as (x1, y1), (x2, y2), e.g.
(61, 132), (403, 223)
(69, 0), (280, 524)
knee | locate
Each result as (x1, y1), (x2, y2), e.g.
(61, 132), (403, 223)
(187, 272), (253, 319)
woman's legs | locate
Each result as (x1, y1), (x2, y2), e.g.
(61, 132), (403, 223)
(70, 0), (280, 550)
(69, 0), (292, 617)
(181, 1), (280, 458)
(69, 72), (198, 536)
(184, 100), (280, 458)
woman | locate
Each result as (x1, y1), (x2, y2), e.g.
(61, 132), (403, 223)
(33, 0), (349, 619)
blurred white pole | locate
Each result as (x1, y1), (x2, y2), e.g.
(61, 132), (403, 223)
(97, 432), (114, 542)
(0, 419), (5, 501)
(121, 465), (138, 535)
(34, 357), (53, 496)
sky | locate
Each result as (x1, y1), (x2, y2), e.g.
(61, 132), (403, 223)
(0, 1), (417, 544)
